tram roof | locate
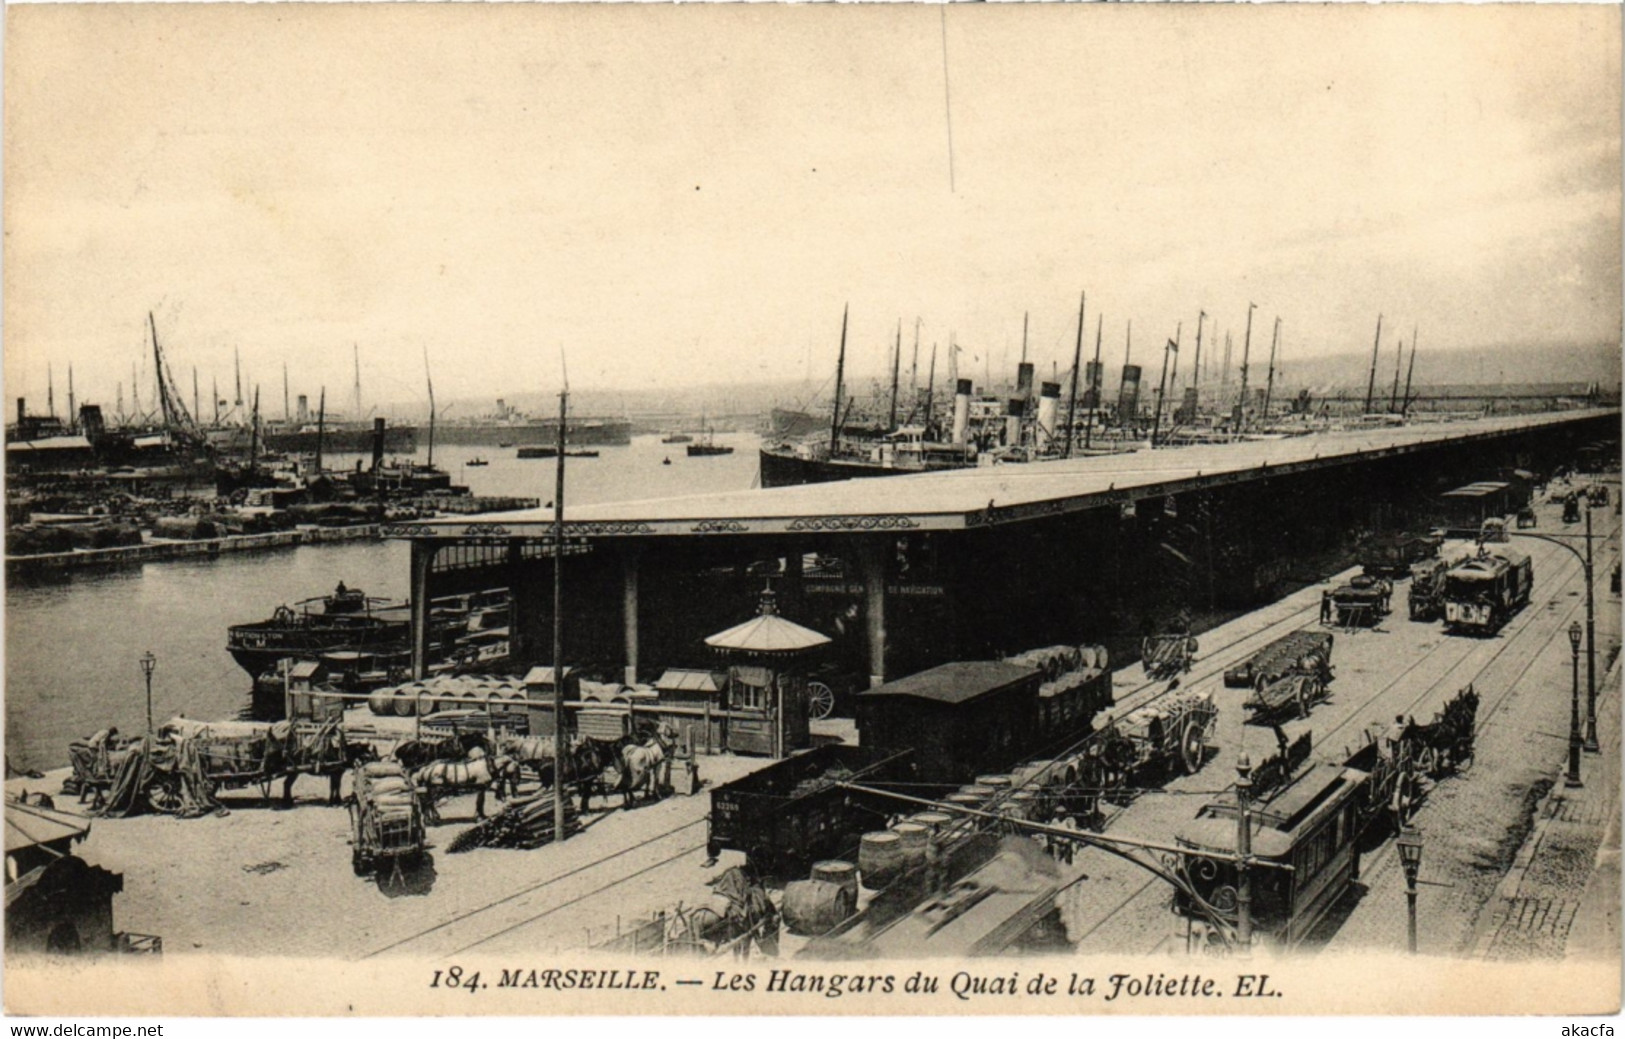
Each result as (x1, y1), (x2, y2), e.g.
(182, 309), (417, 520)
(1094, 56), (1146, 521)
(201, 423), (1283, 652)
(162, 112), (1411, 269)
(396, 409), (1612, 541)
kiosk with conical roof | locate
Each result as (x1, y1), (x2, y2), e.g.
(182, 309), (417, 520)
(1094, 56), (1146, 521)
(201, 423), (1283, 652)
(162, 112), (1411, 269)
(704, 587), (828, 758)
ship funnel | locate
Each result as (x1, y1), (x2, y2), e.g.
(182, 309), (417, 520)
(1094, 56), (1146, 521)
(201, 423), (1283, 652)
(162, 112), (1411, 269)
(952, 378), (972, 446)
(1005, 398), (1025, 447)
(1118, 365), (1143, 425)
(1016, 362), (1035, 399)
(1084, 361), (1103, 410)
(371, 417), (386, 471)
(296, 394), (309, 424)
(16, 398), (24, 425)
(1036, 382), (1060, 450)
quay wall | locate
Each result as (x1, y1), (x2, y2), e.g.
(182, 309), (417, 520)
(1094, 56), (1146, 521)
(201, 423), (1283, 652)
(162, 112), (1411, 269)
(6, 524), (382, 577)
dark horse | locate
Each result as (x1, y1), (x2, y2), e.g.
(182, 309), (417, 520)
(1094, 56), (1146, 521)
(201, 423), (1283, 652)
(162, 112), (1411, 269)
(269, 720), (377, 807)
(1408, 684), (1480, 778)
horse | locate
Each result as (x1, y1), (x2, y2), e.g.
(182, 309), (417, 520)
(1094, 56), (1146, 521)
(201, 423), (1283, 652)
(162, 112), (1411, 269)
(615, 722), (677, 809)
(270, 721), (377, 807)
(413, 746), (519, 824)
(391, 731), (489, 774)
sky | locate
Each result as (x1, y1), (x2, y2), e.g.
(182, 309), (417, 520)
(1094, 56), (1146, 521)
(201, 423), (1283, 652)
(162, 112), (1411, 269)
(4, 3), (1620, 416)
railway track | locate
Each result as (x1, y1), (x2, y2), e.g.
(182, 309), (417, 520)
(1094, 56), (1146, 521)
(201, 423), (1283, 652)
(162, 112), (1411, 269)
(1065, 508), (1619, 955)
(360, 504), (1618, 959)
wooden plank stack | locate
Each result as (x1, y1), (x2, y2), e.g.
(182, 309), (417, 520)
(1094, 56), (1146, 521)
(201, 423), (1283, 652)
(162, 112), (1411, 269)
(446, 791), (579, 852)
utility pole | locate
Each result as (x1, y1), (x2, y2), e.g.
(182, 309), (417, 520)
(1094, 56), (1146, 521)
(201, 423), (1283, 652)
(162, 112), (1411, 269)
(1064, 291), (1084, 458)
(1364, 314), (1383, 414)
(552, 374), (569, 843)
(1236, 304), (1256, 432)
(1262, 317), (1281, 423)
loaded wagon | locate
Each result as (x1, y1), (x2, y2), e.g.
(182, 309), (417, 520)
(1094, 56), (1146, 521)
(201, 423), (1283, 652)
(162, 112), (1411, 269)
(1325, 575), (1392, 627)
(1240, 633), (1334, 721)
(1098, 689), (1218, 778)
(1224, 630), (1335, 690)
(1359, 533), (1440, 579)
(1408, 558), (1449, 621)
(706, 744), (909, 876)
(349, 761), (426, 876)
(1141, 634), (1197, 680)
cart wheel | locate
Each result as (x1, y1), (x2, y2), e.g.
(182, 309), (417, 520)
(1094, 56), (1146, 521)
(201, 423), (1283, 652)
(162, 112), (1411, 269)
(352, 849), (368, 877)
(807, 682), (836, 721)
(1179, 718), (1205, 775)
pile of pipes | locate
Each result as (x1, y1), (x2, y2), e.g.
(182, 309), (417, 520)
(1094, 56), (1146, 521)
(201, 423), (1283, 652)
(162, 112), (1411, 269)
(446, 791), (578, 852)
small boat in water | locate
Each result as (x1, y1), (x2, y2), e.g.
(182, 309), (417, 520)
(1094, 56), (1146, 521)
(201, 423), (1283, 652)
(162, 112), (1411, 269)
(227, 583), (409, 681)
(686, 418), (733, 456)
(661, 432), (693, 444)
(466, 457), (489, 467)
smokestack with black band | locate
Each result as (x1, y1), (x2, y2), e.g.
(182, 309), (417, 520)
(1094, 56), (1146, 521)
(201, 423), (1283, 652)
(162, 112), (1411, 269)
(1037, 382), (1060, 450)
(297, 394), (309, 424)
(372, 417), (386, 472)
(1083, 361), (1104, 410)
(16, 398), (24, 425)
(1118, 365), (1143, 425)
(1016, 362), (1035, 400)
(953, 378), (972, 446)
(1005, 398), (1025, 447)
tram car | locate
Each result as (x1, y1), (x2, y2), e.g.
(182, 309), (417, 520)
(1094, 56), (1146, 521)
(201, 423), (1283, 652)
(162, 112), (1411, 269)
(1326, 575), (1392, 627)
(706, 650), (1113, 874)
(1171, 761), (1367, 951)
(1442, 547), (1533, 635)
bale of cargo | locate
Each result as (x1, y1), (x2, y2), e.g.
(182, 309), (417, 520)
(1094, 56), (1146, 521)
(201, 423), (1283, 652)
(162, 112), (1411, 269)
(976, 774), (1013, 790)
(810, 859), (860, 898)
(392, 688), (419, 717)
(152, 516), (218, 540)
(781, 879), (856, 937)
(65, 522), (143, 550)
(858, 831), (904, 889)
(8, 524), (75, 555)
(367, 688), (396, 716)
(1008, 789), (1042, 821)
(944, 793), (983, 812)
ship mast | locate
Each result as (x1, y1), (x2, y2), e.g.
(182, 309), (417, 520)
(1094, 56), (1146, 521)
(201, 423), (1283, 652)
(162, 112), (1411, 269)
(1401, 326), (1419, 418)
(315, 387), (326, 473)
(1262, 317), (1280, 424)
(889, 319), (901, 431)
(148, 311), (202, 448)
(1064, 291), (1084, 458)
(1236, 304), (1255, 432)
(829, 305), (848, 452)
(423, 348), (437, 468)
(353, 344), (363, 422)
(1364, 314), (1383, 415)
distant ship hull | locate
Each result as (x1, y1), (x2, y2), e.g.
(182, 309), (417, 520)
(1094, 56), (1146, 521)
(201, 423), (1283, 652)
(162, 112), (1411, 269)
(433, 419), (632, 447)
(758, 447), (923, 487)
(262, 425), (417, 455)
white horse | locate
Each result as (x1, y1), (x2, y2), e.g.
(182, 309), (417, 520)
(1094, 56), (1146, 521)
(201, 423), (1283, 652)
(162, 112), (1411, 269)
(413, 746), (519, 823)
(616, 722), (677, 808)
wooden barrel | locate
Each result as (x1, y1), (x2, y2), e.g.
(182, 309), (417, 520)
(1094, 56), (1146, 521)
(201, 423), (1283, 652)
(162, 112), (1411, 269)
(858, 832), (904, 890)
(367, 688), (396, 716)
(392, 688), (419, 717)
(976, 774), (1014, 790)
(781, 879), (856, 937)
(1012, 762), (1048, 786)
(1008, 790), (1042, 821)
(1077, 645), (1095, 671)
(907, 811), (954, 835)
(890, 822), (930, 868)
(958, 784), (996, 803)
(810, 859), (859, 899)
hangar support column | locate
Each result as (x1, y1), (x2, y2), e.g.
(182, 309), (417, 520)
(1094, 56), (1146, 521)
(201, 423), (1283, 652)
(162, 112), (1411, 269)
(622, 543), (642, 686)
(860, 537), (888, 688)
(410, 539), (439, 680)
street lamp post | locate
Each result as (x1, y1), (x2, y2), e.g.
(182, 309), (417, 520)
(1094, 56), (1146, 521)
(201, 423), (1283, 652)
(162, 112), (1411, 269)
(139, 651), (157, 736)
(1396, 826), (1423, 954)
(1583, 506), (1598, 752)
(1235, 752), (1254, 954)
(1566, 622), (1583, 789)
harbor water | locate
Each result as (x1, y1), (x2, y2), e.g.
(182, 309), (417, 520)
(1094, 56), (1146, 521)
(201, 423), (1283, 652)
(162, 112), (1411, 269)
(4, 431), (762, 772)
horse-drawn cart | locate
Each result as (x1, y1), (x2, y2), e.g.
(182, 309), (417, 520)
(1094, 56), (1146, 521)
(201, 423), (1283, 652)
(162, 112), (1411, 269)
(1225, 630), (1334, 690)
(1141, 634), (1197, 680)
(1241, 632), (1334, 722)
(350, 761), (426, 876)
(1098, 690), (1218, 778)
